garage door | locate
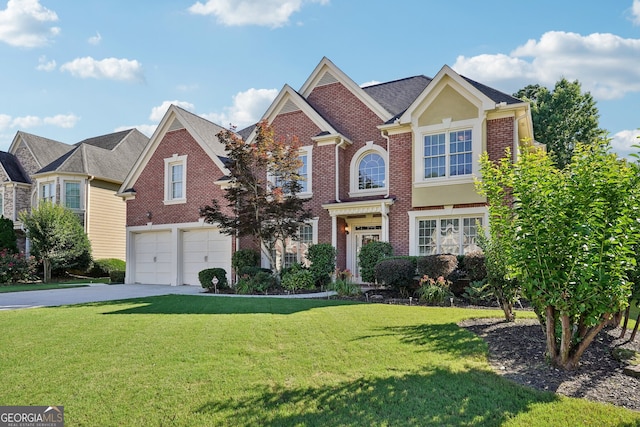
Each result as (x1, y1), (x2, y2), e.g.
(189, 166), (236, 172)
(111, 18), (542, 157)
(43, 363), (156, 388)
(134, 231), (172, 284)
(182, 229), (232, 286)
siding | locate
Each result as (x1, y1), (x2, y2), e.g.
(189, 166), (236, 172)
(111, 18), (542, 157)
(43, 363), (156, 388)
(88, 180), (126, 260)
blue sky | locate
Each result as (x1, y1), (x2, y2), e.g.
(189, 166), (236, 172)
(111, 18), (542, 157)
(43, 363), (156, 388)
(1, 0), (639, 156)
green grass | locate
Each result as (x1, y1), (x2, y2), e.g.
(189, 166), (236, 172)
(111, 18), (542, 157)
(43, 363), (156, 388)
(1, 296), (638, 426)
(0, 277), (110, 293)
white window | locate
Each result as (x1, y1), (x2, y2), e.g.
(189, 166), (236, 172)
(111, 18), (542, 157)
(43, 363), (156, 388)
(270, 146), (312, 197)
(417, 216), (482, 255)
(64, 182), (81, 210)
(164, 155), (187, 204)
(40, 182), (55, 203)
(350, 142), (387, 197)
(423, 129), (472, 179)
(268, 220), (318, 270)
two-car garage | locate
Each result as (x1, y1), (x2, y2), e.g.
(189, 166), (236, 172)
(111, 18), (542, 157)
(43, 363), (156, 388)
(128, 225), (232, 286)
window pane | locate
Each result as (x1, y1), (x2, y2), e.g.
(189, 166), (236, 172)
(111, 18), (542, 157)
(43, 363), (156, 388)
(65, 182), (81, 209)
(299, 154), (308, 193)
(418, 220), (437, 255)
(171, 164), (183, 199)
(41, 183), (55, 203)
(358, 153), (385, 189)
(440, 218), (460, 254)
(424, 133), (446, 179)
(449, 130), (472, 176)
(463, 217), (483, 253)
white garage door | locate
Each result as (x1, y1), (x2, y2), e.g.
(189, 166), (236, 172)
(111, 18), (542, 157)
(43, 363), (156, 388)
(134, 231), (172, 284)
(182, 229), (232, 286)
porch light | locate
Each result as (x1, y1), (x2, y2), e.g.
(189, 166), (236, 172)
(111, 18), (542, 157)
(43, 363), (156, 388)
(344, 225), (350, 235)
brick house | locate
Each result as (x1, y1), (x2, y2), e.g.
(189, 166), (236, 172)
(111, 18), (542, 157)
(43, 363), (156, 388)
(118, 57), (533, 285)
(0, 129), (149, 259)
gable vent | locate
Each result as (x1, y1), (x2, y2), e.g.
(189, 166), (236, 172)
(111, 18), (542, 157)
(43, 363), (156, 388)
(280, 99), (301, 114)
(317, 71), (338, 87)
(168, 118), (185, 132)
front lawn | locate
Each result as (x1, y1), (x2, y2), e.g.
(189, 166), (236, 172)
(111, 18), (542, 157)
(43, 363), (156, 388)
(1, 296), (637, 426)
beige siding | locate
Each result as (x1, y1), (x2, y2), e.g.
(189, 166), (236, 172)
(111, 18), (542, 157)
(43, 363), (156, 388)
(87, 180), (126, 260)
(412, 182), (485, 207)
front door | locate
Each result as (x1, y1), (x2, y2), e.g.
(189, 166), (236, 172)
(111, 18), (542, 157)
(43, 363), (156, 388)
(350, 226), (382, 282)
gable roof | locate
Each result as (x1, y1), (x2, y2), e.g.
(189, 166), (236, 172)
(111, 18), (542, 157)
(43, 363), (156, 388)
(9, 131), (73, 172)
(363, 75), (432, 118)
(35, 129), (149, 183)
(118, 105), (229, 195)
(461, 75), (522, 105)
(0, 151), (30, 183)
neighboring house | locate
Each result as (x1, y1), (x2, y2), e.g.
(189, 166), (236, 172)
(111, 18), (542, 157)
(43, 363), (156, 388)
(0, 129), (149, 260)
(119, 57), (534, 285)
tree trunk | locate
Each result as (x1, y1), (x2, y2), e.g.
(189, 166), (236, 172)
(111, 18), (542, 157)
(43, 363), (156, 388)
(43, 258), (51, 283)
(620, 306), (631, 339)
(563, 319), (608, 370)
(544, 306), (557, 363)
(501, 300), (515, 322)
(558, 313), (572, 367)
(630, 313), (640, 341)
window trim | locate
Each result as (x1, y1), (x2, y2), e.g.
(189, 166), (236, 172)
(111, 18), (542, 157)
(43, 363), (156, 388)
(164, 154), (187, 205)
(349, 142), (387, 197)
(62, 180), (82, 210)
(414, 118), (480, 187)
(39, 181), (56, 204)
(408, 207), (488, 256)
(267, 146), (313, 198)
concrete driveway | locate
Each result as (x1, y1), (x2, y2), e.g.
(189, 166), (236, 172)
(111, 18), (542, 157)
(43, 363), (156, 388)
(0, 283), (205, 311)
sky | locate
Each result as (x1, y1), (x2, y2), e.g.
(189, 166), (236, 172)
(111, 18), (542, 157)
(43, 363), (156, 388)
(0, 0), (639, 157)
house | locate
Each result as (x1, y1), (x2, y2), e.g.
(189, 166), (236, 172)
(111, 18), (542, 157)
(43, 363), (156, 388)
(119, 57), (533, 285)
(0, 129), (149, 260)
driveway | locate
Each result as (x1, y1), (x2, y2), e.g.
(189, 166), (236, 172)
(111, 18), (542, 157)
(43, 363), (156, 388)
(0, 283), (204, 311)
(0, 284), (337, 310)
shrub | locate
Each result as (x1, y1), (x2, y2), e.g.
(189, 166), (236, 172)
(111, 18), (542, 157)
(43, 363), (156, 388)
(307, 244), (336, 287)
(89, 258), (126, 277)
(239, 266), (272, 277)
(358, 241), (393, 283)
(462, 280), (495, 305)
(109, 270), (125, 284)
(328, 278), (362, 297)
(232, 249), (260, 273)
(0, 217), (18, 253)
(236, 271), (275, 294)
(198, 268), (229, 291)
(416, 275), (452, 305)
(0, 249), (36, 284)
(462, 251), (486, 282)
(374, 258), (416, 295)
(281, 263), (315, 292)
(417, 254), (458, 279)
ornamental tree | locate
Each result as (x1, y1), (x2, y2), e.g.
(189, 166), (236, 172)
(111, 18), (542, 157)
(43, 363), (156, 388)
(514, 79), (607, 169)
(19, 201), (92, 282)
(200, 120), (312, 272)
(477, 142), (640, 370)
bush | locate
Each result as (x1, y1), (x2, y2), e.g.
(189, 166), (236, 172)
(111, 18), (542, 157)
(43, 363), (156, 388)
(462, 280), (495, 305)
(238, 266), (272, 277)
(416, 275), (452, 305)
(89, 258), (126, 277)
(358, 241), (393, 283)
(328, 278), (361, 297)
(0, 217), (18, 253)
(374, 258), (416, 294)
(417, 254), (458, 279)
(307, 244), (336, 287)
(281, 263), (315, 292)
(0, 249), (36, 284)
(198, 268), (229, 291)
(232, 249), (260, 273)
(236, 271), (275, 294)
(109, 270), (125, 284)
(462, 251), (486, 282)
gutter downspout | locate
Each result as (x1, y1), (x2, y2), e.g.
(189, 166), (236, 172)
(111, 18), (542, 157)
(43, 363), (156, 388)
(381, 131), (391, 199)
(335, 137), (347, 203)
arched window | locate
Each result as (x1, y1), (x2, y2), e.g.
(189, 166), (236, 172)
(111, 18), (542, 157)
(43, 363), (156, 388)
(350, 142), (387, 197)
(358, 153), (385, 189)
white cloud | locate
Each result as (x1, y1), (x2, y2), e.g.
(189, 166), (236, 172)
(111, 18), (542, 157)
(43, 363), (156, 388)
(632, 0), (640, 25)
(203, 88), (277, 128)
(0, 0), (60, 47)
(60, 56), (144, 82)
(36, 55), (56, 71)
(88, 31), (101, 45)
(0, 112), (79, 131)
(149, 100), (195, 122)
(188, 0), (329, 28)
(610, 128), (640, 158)
(453, 31), (640, 100)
